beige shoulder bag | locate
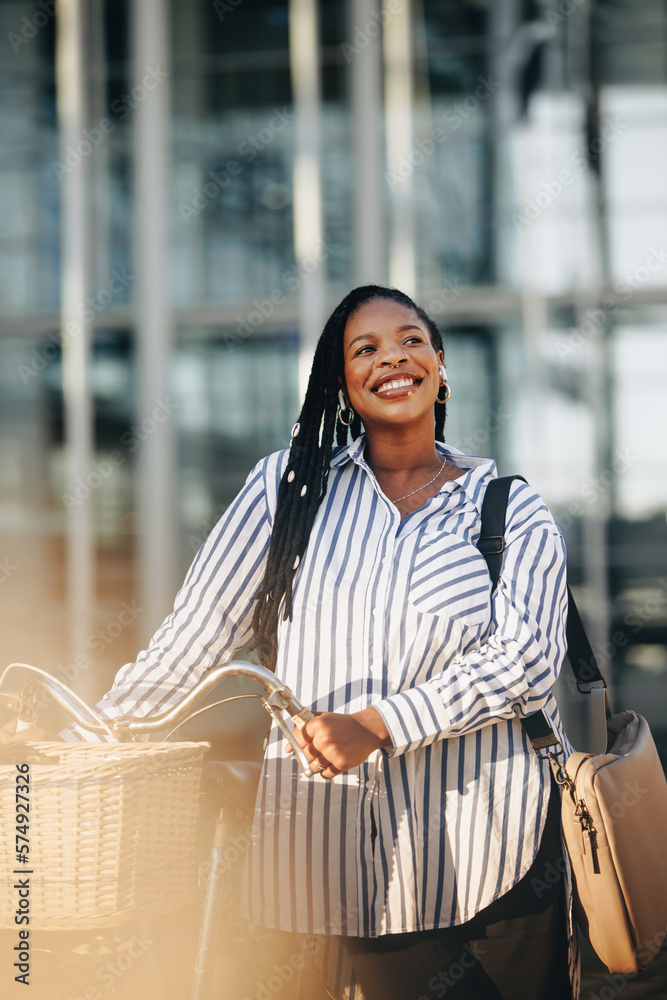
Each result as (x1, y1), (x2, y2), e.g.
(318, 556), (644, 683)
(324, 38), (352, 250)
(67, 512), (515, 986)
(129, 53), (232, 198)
(479, 476), (667, 974)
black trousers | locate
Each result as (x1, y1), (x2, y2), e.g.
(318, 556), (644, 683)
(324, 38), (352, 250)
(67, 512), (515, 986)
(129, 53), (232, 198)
(343, 781), (572, 1000)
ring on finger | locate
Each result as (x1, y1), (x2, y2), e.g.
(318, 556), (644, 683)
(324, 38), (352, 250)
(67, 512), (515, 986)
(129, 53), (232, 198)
(313, 760), (326, 772)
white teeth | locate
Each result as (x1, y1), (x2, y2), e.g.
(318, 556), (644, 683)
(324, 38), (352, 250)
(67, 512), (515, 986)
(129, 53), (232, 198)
(375, 377), (416, 393)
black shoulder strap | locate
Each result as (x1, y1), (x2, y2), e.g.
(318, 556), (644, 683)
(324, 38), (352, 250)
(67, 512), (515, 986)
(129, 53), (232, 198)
(478, 476), (608, 753)
(478, 476), (526, 587)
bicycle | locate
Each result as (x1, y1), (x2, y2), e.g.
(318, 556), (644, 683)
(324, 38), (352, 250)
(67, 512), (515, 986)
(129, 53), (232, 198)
(0, 660), (326, 1000)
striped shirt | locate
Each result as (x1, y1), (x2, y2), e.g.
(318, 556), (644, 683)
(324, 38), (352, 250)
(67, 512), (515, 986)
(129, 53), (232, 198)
(67, 436), (571, 942)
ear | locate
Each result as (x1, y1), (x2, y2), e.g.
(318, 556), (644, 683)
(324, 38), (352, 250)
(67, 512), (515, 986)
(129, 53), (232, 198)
(437, 349), (445, 365)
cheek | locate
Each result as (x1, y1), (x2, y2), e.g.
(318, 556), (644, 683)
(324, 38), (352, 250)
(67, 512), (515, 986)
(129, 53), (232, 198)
(344, 361), (368, 395)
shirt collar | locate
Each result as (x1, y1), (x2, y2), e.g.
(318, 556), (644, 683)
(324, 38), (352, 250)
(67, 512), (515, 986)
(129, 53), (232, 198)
(330, 434), (497, 514)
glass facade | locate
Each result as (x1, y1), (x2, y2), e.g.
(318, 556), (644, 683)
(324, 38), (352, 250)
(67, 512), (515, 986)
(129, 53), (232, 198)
(1, 0), (666, 756)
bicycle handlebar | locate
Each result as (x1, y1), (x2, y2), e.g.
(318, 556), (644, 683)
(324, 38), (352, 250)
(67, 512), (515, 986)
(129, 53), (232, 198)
(0, 661), (316, 776)
(0, 663), (118, 738)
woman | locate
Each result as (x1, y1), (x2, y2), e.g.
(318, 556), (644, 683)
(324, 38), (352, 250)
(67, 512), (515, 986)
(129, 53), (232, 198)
(67, 286), (575, 999)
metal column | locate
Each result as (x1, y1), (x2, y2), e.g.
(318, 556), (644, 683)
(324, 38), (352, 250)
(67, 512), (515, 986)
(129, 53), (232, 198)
(348, 0), (385, 286)
(56, 0), (95, 678)
(383, 0), (416, 295)
(131, 0), (177, 639)
(289, 0), (326, 398)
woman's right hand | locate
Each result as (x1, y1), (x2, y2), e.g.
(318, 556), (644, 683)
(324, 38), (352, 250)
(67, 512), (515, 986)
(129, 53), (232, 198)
(287, 707), (391, 778)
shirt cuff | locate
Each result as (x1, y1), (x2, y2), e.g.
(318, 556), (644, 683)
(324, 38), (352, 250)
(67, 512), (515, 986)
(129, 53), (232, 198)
(374, 685), (451, 758)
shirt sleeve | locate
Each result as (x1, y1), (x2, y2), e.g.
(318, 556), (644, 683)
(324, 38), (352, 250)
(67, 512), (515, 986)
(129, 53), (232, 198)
(375, 480), (569, 757)
(61, 452), (285, 742)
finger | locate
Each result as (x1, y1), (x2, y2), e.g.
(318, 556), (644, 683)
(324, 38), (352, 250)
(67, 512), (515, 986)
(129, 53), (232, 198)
(294, 739), (328, 771)
(284, 722), (313, 754)
(284, 734), (303, 754)
(313, 761), (341, 779)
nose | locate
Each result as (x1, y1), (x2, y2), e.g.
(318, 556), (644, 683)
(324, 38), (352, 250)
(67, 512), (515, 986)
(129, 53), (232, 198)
(379, 349), (407, 368)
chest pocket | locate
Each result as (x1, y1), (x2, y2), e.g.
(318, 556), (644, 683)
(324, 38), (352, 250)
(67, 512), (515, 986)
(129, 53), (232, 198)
(406, 530), (492, 624)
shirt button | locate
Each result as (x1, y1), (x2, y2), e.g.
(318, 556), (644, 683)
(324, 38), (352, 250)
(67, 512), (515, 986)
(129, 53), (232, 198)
(372, 608), (378, 616)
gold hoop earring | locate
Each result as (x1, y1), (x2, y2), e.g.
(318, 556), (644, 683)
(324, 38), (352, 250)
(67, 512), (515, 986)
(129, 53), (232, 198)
(437, 364), (450, 404)
(338, 388), (354, 426)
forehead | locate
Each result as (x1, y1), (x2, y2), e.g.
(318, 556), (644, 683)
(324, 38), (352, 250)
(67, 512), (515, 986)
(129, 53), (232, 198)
(343, 298), (425, 347)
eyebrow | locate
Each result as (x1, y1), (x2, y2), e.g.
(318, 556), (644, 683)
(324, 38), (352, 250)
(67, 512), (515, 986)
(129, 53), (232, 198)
(347, 325), (423, 348)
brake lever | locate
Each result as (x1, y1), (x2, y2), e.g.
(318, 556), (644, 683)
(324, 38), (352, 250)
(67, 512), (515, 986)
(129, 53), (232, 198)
(261, 700), (315, 777)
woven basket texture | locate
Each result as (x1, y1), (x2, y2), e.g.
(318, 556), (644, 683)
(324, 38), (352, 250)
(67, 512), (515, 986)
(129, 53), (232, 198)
(0, 740), (209, 930)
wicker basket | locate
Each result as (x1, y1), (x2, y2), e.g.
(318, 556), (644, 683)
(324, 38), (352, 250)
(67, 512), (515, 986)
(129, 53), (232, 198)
(0, 740), (209, 930)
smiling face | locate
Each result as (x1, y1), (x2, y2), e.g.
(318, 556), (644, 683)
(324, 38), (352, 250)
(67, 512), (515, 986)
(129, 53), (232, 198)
(341, 297), (444, 437)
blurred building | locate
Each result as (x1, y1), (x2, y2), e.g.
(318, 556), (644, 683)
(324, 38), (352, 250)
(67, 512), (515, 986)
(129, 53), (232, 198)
(0, 0), (666, 752)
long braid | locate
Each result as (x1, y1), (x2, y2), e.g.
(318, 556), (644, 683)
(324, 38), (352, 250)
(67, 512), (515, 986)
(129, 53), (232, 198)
(250, 304), (344, 668)
(251, 285), (447, 670)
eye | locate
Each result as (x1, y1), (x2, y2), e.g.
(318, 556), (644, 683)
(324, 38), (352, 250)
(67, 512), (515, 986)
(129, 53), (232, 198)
(353, 344), (375, 356)
(404, 335), (424, 345)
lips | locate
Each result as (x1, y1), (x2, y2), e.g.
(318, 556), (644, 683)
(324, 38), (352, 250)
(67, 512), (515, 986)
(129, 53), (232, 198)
(372, 373), (421, 395)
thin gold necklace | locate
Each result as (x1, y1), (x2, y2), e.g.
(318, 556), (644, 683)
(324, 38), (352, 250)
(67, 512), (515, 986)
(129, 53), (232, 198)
(392, 455), (447, 503)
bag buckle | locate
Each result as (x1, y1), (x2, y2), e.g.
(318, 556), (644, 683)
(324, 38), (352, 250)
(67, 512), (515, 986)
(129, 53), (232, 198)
(576, 678), (606, 695)
(476, 535), (505, 556)
(531, 736), (563, 760)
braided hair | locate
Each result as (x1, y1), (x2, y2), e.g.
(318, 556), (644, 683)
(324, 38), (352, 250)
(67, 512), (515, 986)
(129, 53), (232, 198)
(250, 285), (447, 670)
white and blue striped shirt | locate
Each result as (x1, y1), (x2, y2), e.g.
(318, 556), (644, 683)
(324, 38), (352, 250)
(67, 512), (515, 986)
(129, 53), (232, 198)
(72, 436), (571, 940)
